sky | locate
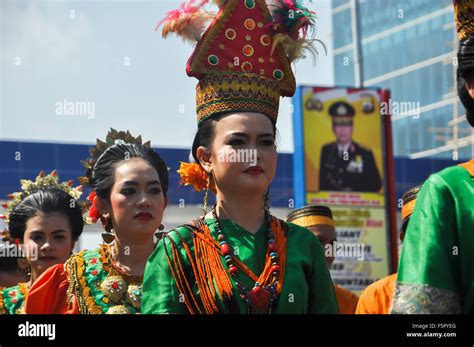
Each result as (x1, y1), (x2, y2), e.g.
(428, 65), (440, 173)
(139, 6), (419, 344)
(0, 0), (334, 153)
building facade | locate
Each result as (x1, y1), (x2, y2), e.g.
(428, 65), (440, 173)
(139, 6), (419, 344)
(332, 0), (473, 172)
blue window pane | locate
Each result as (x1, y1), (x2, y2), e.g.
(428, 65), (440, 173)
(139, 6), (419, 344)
(333, 8), (353, 48)
(332, 0), (350, 9)
(335, 52), (356, 85)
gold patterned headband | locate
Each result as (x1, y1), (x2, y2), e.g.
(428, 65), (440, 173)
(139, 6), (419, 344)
(289, 215), (335, 228)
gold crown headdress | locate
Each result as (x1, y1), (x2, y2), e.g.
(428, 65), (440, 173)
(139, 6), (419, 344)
(78, 128), (151, 187)
(0, 170), (87, 241)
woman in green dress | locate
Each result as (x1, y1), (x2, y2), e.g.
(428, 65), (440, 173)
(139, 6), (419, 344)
(142, 0), (338, 314)
(391, 0), (474, 314)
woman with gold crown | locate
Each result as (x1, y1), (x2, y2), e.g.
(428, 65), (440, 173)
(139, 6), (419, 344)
(391, 0), (474, 314)
(0, 171), (85, 314)
(142, 0), (338, 314)
(25, 129), (169, 314)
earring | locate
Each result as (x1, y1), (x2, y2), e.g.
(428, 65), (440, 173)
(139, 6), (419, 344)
(154, 231), (166, 242)
(101, 216), (115, 244)
(25, 265), (31, 279)
(202, 176), (210, 217)
(158, 224), (164, 231)
(102, 229), (115, 244)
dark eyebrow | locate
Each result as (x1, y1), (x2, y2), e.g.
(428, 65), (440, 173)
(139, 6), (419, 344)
(121, 180), (161, 187)
(227, 132), (275, 139)
(227, 132), (248, 139)
(52, 230), (67, 235)
(30, 230), (67, 235)
(258, 133), (275, 139)
(29, 231), (44, 235)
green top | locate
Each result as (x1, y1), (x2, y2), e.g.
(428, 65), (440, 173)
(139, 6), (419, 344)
(392, 164), (474, 314)
(66, 245), (142, 314)
(0, 283), (28, 314)
(142, 217), (339, 314)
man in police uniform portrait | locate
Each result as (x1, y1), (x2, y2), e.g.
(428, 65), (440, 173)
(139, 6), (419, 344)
(319, 101), (382, 192)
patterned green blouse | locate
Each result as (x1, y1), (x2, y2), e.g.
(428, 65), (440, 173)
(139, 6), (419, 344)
(0, 283), (28, 314)
(142, 217), (339, 314)
(392, 162), (474, 314)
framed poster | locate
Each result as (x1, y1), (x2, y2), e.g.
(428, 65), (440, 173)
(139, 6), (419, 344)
(292, 86), (398, 292)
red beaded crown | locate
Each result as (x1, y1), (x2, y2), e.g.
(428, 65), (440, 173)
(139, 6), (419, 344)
(158, 0), (322, 124)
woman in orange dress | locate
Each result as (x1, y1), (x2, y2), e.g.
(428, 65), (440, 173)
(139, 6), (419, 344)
(1, 171), (85, 314)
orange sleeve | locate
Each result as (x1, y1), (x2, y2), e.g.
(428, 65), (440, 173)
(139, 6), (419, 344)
(335, 285), (359, 314)
(355, 273), (397, 314)
(25, 264), (80, 314)
(355, 285), (378, 314)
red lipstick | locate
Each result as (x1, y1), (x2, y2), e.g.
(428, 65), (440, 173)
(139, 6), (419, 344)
(39, 256), (57, 262)
(244, 166), (263, 175)
(134, 212), (153, 221)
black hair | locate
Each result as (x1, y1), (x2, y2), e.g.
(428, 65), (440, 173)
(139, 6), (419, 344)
(87, 143), (169, 201)
(457, 34), (474, 127)
(8, 188), (84, 241)
(191, 113), (277, 163)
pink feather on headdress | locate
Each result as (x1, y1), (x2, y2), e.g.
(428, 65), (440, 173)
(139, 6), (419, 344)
(157, 0), (214, 43)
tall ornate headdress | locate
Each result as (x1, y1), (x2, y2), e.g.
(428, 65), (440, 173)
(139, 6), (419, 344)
(161, 0), (323, 192)
(159, 0), (322, 124)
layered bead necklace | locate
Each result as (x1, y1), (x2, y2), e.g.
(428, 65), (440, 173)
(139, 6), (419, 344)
(211, 206), (281, 314)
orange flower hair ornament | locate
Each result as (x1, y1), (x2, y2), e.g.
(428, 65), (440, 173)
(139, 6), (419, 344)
(177, 162), (217, 194)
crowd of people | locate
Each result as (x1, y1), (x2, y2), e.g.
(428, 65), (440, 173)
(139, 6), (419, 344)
(0, 0), (472, 315)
